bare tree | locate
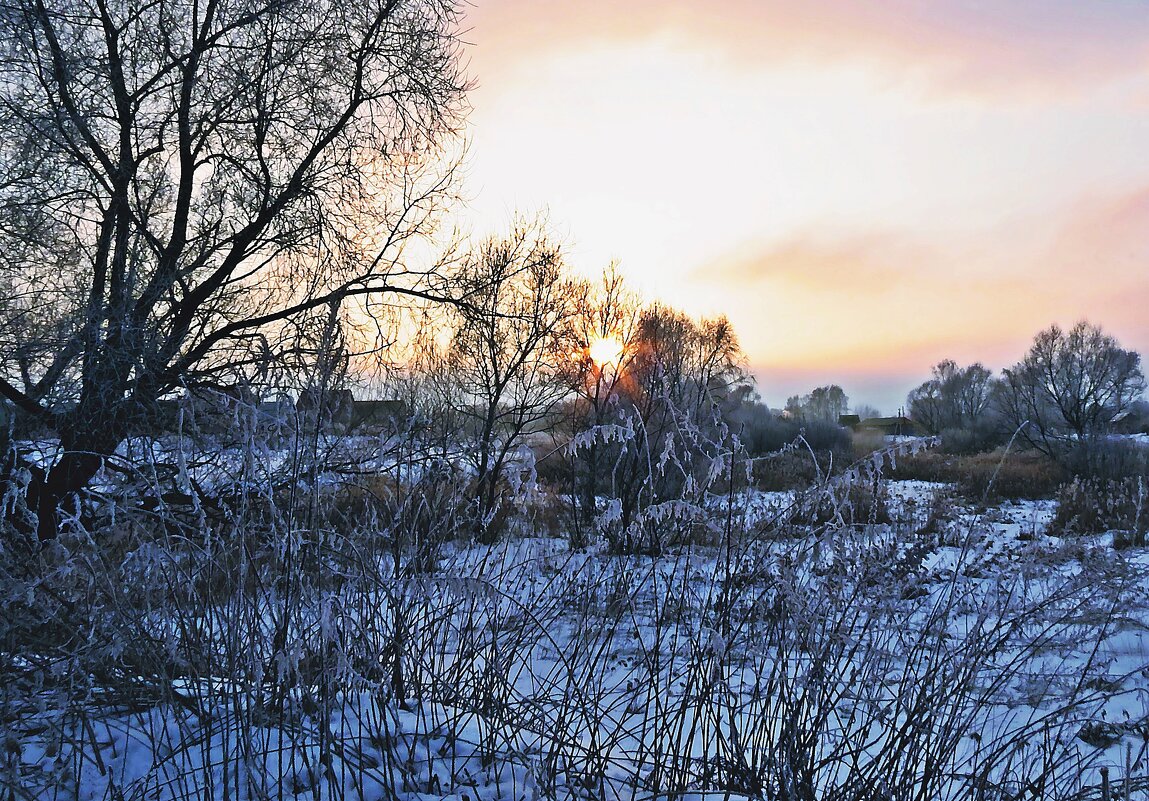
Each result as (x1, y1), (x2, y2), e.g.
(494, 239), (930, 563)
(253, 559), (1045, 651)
(786, 385), (849, 424)
(443, 220), (582, 543)
(907, 360), (994, 434)
(952, 362), (994, 425)
(998, 322), (1145, 462)
(0, 0), (468, 537)
(559, 264), (642, 543)
(582, 300), (747, 543)
(852, 403), (882, 421)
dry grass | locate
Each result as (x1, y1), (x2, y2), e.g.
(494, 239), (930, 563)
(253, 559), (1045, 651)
(0, 423), (1133, 800)
(1048, 476), (1149, 546)
(890, 447), (1068, 502)
(3, 486), (1120, 801)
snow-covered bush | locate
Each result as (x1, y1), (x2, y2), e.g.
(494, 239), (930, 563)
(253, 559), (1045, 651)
(790, 473), (892, 527)
(1049, 476), (1148, 546)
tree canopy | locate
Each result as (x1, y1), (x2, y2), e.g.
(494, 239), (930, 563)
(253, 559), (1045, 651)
(0, 0), (469, 536)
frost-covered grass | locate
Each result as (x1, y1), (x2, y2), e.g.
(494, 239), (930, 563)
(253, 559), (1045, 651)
(4, 435), (1149, 800)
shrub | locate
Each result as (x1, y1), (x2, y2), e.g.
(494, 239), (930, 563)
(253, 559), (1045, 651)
(1048, 476), (1148, 546)
(791, 476), (891, 527)
(885, 448), (948, 481)
(734, 402), (792, 455)
(956, 450), (1066, 502)
(741, 414), (851, 460)
(910, 487), (954, 542)
(753, 448), (826, 491)
(802, 419), (854, 456)
(939, 422), (1006, 455)
(890, 448), (1066, 502)
(1064, 438), (1149, 482)
(533, 443), (574, 491)
(751, 422), (855, 492)
(522, 485), (572, 538)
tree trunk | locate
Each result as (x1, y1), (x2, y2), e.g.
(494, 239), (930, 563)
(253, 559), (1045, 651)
(24, 415), (123, 541)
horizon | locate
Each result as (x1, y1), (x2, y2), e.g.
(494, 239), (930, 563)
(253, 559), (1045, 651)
(457, 1), (1149, 414)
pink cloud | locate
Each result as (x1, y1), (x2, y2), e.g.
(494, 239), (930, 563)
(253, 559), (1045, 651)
(1036, 186), (1149, 349)
(459, 2), (1149, 409)
(690, 185), (1149, 395)
(466, 0), (1149, 99)
(704, 233), (933, 294)
(1050, 187), (1149, 273)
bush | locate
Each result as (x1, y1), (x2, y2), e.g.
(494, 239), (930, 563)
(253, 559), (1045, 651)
(750, 419), (855, 491)
(791, 476), (891, 527)
(939, 422), (1006, 455)
(886, 449), (950, 484)
(734, 403), (793, 455)
(753, 449), (825, 491)
(802, 419), (854, 455)
(1048, 476), (1148, 546)
(739, 413), (851, 460)
(957, 451), (1066, 502)
(890, 448), (1066, 502)
(1064, 438), (1149, 482)
(522, 485), (572, 538)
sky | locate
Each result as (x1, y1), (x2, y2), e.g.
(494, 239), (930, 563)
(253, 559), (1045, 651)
(456, 0), (1149, 413)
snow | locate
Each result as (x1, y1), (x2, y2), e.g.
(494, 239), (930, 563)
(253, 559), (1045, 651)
(8, 469), (1149, 799)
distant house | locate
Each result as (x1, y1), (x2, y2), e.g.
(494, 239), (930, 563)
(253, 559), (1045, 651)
(138, 386), (291, 441)
(295, 391), (406, 435)
(856, 415), (924, 437)
(1112, 402), (1149, 435)
(296, 388), (354, 434)
(838, 414), (861, 429)
(349, 399), (407, 434)
(115, 388), (404, 439)
(182, 385), (260, 436)
(255, 399), (296, 445)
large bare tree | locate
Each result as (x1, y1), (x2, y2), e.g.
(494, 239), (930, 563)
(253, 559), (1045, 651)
(998, 321), (1144, 462)
(610, 305), (746, 532)
(563, 263), (641, 543)
(906, 359), (994, 434)
(443, 220), (582, 543)
(0, 0), (468, 537)
(565, 284), (747, 546)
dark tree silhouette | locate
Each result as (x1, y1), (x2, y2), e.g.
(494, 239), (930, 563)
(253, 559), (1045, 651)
(0, 0), (468, 537)
(998, 322), (1144, 462)
(443, 219), (582, 543)
(785, 385), (849, 424)
(907, 360), (994, 434)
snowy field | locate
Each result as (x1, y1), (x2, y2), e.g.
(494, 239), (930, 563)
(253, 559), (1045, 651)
(6, 470), (1149, 800)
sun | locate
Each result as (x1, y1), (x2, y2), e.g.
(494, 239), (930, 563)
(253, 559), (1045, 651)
(588, 335), (625, 368)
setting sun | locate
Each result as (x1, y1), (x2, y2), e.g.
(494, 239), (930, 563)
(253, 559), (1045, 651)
(464, 0), (1149, 412)
(588, 335), (625, 368)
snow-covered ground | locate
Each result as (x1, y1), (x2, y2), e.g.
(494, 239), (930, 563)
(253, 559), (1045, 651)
(7, 479), (1149, 800)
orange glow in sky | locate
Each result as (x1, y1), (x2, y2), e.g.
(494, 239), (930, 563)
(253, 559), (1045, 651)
(587, 336), (626, 369)
(459, 1), (1149, 412)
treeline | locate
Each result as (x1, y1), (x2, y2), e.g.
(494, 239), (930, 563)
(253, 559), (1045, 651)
(3, 207), (1145, 539)
(904, 321), (1145, 473)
